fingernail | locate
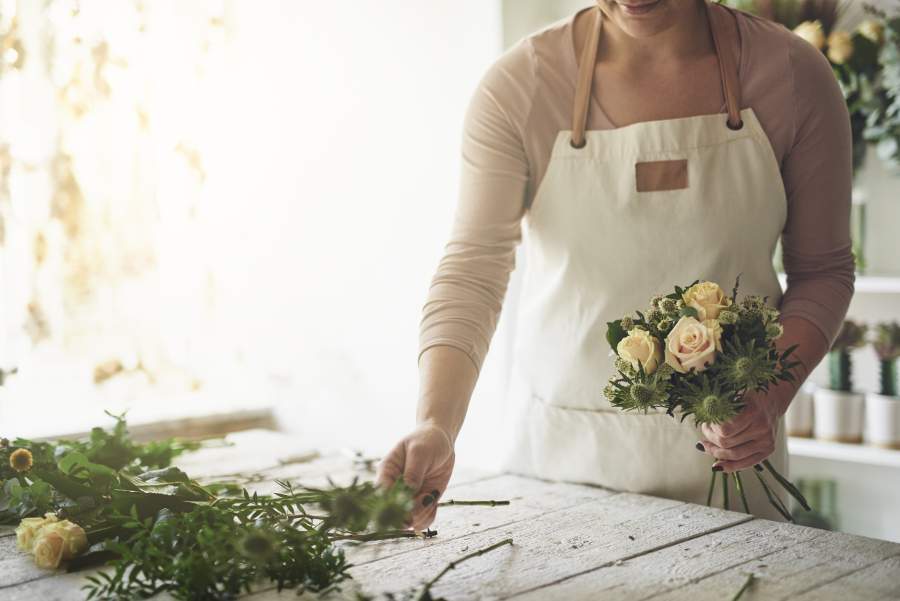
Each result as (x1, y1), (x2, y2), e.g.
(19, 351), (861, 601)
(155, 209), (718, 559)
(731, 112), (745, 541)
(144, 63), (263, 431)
(422, 494), (434, 507)
(754, 464), (764, 472)
(695, 441), (705, 452)
(712, 465), (724, 472)
(430, 489), (440, 498)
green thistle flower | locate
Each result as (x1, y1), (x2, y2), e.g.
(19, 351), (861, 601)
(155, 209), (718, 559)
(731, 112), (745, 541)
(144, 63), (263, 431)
(659, 297), (678, 314)
(719, 336), (775, 391)
(742, 295), (765, 311)
(615, 357), (636, 376)
(646, 308), (663, 324)
(680, 376), (741, 425)
(650, 295), (665, 309)
(607, 370), (670, 413)
(718, 310), (738, 325)
(621, 316), (635, 330)
(765, 322), (784, 340)
(657, 318), (674, 332)
(656, 363), (675, 379)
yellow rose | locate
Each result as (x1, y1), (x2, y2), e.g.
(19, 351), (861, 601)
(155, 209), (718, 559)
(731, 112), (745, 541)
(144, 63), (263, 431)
(15, 513), (59, 553)
(794, 20), (826, 50)
(682, 281), (731, 321)
(665, 316), (723, 374)
(41, 520), (88, 560)
(32, 530), (65, 569)
(617, 328), (663, 375)
(858, 20), (884, 46)
(827, 31), (854, 65)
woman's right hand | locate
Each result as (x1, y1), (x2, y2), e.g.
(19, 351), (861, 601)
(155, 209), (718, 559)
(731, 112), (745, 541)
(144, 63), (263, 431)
(375, 422), (455, 531)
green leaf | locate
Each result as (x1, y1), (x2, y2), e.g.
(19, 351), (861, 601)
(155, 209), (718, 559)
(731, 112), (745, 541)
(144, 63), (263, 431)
(606, 320), (628, 351)
(679, 305), (700, 319)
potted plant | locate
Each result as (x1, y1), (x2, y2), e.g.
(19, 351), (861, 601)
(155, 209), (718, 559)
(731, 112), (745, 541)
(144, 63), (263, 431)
(813, 319), (868, 443)
(866, 322), (900, 448)
(785, 382), (816, 438)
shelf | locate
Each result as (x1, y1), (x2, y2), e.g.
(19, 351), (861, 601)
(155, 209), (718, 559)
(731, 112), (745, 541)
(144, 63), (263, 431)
(788, 436), (900, 469)
(777, 273), (900, 294)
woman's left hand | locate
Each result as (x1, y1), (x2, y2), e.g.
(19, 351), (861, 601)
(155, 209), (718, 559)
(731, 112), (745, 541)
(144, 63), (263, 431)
(697, 390), (782, 473)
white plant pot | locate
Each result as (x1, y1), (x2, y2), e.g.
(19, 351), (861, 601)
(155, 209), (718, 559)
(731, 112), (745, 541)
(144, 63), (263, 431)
(785, 387), (814, 438)
(865, 393), (900, 449)
(813, 388), (865, 444)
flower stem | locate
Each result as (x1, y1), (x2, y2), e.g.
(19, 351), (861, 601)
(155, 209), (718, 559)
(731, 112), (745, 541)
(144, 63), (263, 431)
(762, 459), (810, 511)
(731, 573), (755, 601)
(722, 473), (730, 511)
(753, 469), (793, 523)
(734, 471), (750, 514)
(437, 500), (510, 507)
(420, 538), (513, 595)
(706, 471), (716, 507)
(331, 529), (437, 542)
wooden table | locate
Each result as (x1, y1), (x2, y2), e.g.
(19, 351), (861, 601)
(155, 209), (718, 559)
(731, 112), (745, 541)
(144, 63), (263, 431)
(2, 429), (899, 600)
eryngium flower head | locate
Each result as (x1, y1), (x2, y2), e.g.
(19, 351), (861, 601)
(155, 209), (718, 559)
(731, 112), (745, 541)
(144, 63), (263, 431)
(765, 322), (784, 340)
(659, 297), (678, 314)
(718, 310), (738, 325)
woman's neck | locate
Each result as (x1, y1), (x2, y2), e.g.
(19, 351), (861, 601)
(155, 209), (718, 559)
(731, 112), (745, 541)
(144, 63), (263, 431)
(595, 0), (715, 68)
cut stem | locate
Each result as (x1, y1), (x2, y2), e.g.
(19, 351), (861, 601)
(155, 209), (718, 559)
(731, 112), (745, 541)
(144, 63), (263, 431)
(754, 469), (794, 523)
(722, 472), (730, 511)
(331, 529), (436, 543)
(734, 471), (750, 514)
(731, 573), (756, 601)
(437, 500), (511, 507)
(419, 538), (513, 597)
(762, 459), (810, 511)
(706, 471), (716, 507)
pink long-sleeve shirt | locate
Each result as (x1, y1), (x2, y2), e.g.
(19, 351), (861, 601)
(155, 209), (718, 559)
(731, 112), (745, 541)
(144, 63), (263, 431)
(419, 7), (856, 375)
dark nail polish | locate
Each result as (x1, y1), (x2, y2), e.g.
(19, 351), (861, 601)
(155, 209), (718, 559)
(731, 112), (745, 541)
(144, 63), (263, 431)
(712, 465), (724, 472)
(695, 442), (705, 452)
(422, 495), (434, 507)
(430, 489), (440, 498)
(754, 464), (764, 472)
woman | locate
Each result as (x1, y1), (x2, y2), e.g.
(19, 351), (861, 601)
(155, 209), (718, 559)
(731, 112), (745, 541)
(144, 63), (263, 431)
(377, 0), (854, 528)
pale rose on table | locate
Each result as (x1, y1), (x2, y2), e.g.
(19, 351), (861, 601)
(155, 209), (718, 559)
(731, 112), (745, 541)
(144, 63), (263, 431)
(41, 520), (88, 560)
(827, 31), (854, 65)
(664, 316), (723, 374)
(32, 530), (66, 569)
(617, 328), (663, 375)
(793, 20), (826, 50)
(681, 281), (732, 320)
(15, 513), (59, 552)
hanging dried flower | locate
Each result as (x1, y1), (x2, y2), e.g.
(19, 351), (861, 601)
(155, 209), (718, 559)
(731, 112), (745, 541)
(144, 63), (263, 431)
(9, 448), (34, 472)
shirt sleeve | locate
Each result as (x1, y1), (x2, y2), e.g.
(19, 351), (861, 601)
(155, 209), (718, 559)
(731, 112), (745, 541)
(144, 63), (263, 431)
(778, 33), (856, 349)
(417, 41), (536, 374)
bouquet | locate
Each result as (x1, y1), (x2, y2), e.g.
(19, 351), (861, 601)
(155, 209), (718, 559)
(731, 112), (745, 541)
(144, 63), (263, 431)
(603, 279), (810, 520)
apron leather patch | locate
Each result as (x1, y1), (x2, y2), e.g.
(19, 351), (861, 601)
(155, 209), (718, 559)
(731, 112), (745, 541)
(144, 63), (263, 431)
(635, 159), (689, 193)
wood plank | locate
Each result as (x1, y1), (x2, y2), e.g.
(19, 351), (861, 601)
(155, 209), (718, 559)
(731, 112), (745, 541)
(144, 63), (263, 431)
(644, 528), (900, 601)
(344, 474), (617, 566)
(347, 493), (753, 600)
(792, 555), (900, 601)
(510, 519), (824, 600)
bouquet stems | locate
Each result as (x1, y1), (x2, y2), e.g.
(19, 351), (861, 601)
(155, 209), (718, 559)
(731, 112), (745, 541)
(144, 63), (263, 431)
(704, 461), (809, 521)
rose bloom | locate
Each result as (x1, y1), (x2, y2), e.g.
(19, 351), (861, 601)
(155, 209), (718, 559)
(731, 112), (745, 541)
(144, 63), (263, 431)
(15, 513), (58, 553)
(681, 281), (732, 321)
(794, 20), (826, 50)
(617, 328), (663, 375)
(32, 530), (66, 569)
(858, 20), (884, 46)
(665, 316), (723, 374)
(827, 31), (854, 65)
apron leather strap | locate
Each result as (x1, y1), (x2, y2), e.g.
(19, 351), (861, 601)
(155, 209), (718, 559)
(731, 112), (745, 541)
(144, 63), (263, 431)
(706, 1), (743, 129)
(570, 6), (602, 149)
(571, 0), (743, 147)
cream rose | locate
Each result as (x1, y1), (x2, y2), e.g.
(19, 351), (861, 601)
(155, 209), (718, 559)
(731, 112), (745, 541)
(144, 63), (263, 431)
(617, 328), (663, 375)
(794, 20), (826, 50)
(41, 520), (88, 560)
(32, 530), (66, 569)
(827, 31), (854, 64)
(682, 281), (732, 321)
(858, 20), (884, 46)
(15, 513), (59, 552)
(665, 316), (723, 374)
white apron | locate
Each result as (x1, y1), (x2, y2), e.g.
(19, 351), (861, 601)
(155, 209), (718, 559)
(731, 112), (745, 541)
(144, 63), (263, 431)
(500, 1), (790, 521)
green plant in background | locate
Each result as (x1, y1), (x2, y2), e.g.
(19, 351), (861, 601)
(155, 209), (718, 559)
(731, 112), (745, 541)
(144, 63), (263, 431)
(873, 321), (900, 396)
(828, 320), (868, 392)
(721, 0), (900, 175)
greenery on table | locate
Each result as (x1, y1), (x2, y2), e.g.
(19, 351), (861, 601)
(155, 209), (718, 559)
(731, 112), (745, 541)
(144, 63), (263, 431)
(2, 415), (416, 600)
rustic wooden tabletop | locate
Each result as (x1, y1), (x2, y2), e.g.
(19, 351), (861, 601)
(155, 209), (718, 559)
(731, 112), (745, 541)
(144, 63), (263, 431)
(1, 429), (899, 600)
